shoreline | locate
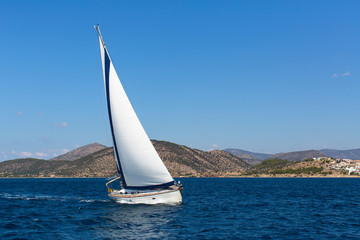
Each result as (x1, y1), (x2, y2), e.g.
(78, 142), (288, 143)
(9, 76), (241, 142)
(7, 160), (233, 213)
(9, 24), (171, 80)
(1, 175), (360, 179)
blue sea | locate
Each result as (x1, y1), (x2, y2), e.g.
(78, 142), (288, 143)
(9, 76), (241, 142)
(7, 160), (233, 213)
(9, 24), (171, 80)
(1, 178), (360, 239)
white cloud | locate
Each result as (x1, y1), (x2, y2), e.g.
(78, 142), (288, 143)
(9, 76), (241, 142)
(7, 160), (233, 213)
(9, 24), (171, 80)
(35, 152), (48, 157)
(16, 111), (24, 116)
(341, 71), (351, 77)
(53, 122), (68, 128)
(333, 72), (351, 78)
(207, 144), (220, 151)
(11, 150), (33, 158)
(74, 144), (80, 148)
(8, 148), (70, 160)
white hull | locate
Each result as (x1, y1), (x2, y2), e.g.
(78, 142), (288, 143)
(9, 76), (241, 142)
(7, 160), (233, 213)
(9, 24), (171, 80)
(109, 189), (182, 205)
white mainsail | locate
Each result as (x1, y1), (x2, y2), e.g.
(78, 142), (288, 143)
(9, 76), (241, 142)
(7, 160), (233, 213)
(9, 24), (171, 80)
(97, 29), (174, 189)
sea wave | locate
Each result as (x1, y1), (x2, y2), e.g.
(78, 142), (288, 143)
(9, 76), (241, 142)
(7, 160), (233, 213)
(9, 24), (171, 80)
(0, 193), (110, 203)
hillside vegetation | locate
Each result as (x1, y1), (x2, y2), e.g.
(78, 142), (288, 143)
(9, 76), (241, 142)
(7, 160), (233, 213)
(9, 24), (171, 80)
(243, 158), (337, 177)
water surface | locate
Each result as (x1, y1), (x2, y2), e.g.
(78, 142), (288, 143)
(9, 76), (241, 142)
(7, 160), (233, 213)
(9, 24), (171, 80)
(1, 178), (359, 239)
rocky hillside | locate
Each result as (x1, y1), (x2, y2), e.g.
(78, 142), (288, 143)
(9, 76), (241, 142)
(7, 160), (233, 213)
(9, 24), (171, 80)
(320, 148), (360, 160)
(0, 140), (250, 178)
(50, 143), (107, 161)
(153, 140), (250, 176)
(268, 150), (327, 162)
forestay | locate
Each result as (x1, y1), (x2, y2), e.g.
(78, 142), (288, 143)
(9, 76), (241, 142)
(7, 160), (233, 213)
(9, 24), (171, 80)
(97, 31), (174, 189)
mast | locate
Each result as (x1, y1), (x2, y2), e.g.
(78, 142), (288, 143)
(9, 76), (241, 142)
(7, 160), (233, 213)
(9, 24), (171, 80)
(94, 25), (106, 49)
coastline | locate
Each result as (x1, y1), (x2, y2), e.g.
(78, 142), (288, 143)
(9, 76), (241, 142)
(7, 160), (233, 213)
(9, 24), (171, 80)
(1, 174), (360, 179)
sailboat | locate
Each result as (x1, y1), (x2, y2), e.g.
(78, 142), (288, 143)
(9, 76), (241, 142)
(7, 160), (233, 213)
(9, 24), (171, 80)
(95, 26), (183, 204)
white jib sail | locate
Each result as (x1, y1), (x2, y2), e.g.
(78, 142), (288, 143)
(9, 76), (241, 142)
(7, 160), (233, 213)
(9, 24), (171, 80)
(98, 34), (174, 188)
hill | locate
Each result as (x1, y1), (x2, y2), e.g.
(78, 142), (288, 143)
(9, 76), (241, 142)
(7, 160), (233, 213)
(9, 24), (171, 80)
(268, 150), (327, 162)
(320, 148), (360, 160)
(224, 149), (271, 165)
(0, 140), (250, 178)
(0, 148), (116, 178)
(50, 143), (107, 161)
(242, 158), (348, 177)
(225, 149), (271, 161)
(152, 140), (250, 176)
(0, 158), (64, 177)
(252, 159), (291, 171)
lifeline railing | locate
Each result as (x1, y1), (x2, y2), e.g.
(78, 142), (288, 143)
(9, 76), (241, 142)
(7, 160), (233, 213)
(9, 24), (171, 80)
(106, 176), (121, 193)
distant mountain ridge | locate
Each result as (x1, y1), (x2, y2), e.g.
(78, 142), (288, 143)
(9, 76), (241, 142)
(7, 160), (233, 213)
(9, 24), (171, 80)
(50, 143), (107, 161)
(224, 149), (271, 165)
(225, 148), (328, 163)
(268, 150), (327, 162)
(225, 148), (360, 163)
(226, 149), (271, 160)
(320, 148), (360, 160)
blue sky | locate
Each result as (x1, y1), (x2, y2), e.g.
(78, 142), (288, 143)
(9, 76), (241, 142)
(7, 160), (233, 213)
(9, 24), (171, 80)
(1, 1), (359, 161)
